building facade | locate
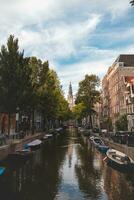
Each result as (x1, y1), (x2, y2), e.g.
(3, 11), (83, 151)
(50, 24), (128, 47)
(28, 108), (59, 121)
(92, 101), (103, 129)
(67, 82), (74, 110)
(102, 54), (134, 131)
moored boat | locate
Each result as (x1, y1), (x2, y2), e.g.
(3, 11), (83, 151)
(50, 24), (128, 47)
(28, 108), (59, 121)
(7, 149), (33, 162)
(27, 139), (42, 150)
(0, 167), (5, 176)
(55, 127), (63, 133)
(89, 136), (95, 142)
(106, 149), (134, 170)
(97, 145), (109, 153)
(45, 134), (53, 138)
(92, 137), (104, 147)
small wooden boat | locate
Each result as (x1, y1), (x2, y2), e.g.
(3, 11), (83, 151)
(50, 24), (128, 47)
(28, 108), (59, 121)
(45, 134), (53, 138)
(89, 136), (95, 141)
(27, 139), (42, 150)
(0, 167), (5, 176)
(55, 127), (63, 134)
(106, 149), (134, 170)
(7, 149), (33, 162)
(92, 137), (104, 147)
(97, 145), (109, 154)
(43, 135), (49, 140)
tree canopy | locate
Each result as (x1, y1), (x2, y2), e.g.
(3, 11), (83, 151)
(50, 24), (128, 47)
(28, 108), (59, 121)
(75, 74), (100, 128)
(0, 35), (31, 114)
(0, 35), (70, 133)
(115, 114), (128, 131)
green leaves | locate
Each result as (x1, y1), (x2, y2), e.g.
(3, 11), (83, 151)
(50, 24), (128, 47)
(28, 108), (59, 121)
(115, 114), (128, 131)
(76, 74), (100, 110)
(0, 35), (30, 113)
(0, 35), (71, 130)
(75, 74), (100, 127)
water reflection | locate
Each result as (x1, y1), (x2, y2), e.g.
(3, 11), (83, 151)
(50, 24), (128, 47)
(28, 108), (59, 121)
(0, 129), (134, 200)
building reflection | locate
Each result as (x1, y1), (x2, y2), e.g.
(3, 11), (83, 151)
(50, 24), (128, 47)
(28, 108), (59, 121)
(103, 165), (134, 200)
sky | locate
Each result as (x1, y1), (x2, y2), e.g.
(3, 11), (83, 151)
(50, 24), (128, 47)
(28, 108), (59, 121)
(0, 0), (134, 97)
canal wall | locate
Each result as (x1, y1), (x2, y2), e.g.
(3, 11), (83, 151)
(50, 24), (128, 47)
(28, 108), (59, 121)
(0, 133), (43, 161)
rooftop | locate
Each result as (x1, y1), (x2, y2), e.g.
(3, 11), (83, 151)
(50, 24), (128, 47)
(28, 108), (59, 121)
(115, 54), (134, 66)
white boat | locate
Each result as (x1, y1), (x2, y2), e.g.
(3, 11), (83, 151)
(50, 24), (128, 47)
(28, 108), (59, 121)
(89, 136), (95, 141)
(43, 135), (49, 140)
(55, 127), (63, 132)
(45, 134), (53, 138)
(27, 139), (42, 150)
(92, 137), (104, 147)
(8, 149), (33, 161)
(106, 149), (134, 170)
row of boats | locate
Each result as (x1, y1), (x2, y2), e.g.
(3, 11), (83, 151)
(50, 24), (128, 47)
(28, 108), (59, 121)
(89, 136), (134, 171)
(0, 127), (64, 175)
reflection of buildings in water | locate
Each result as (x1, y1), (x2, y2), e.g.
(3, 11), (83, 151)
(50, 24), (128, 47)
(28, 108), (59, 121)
(68, 126), (76, 136)
(67, 143), (73, 168)
(103, 165), (134, 200)
(33, 150), (42, 166)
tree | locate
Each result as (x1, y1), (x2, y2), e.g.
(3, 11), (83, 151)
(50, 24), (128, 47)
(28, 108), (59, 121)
(72, 103), (86, 124)
(75, 74), (100, 128)
(0, 35), (31, 134)
(39, 69), (71, 128)
(115, 114), (128, 131)
(102, 117), (113, 131)
(28, 57), (49, 132)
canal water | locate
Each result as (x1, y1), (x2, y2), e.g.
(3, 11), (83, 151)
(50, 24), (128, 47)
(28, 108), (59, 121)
(0, 128), (134, 200)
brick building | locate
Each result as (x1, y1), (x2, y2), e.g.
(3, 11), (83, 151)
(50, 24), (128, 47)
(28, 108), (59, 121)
(102, 54), (134, 131)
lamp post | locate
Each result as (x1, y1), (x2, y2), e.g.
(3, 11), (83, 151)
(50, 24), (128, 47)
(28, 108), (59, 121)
(16, 107), (19, 133)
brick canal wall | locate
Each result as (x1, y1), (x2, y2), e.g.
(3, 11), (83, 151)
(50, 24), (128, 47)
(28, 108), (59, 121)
(0, 133), (43, 161)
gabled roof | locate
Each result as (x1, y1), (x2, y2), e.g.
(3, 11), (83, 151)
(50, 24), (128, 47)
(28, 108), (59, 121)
(115, 54), (134, 66)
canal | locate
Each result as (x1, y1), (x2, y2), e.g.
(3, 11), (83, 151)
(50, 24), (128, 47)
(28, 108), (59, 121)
(0, 128), (134, 200)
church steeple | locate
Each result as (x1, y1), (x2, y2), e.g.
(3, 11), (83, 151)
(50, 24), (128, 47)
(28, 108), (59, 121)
(69, 82), (73, 97)
(67, 82), (74, 110)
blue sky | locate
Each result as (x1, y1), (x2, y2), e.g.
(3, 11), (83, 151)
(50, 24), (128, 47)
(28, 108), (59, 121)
(0, 0), (134, 96)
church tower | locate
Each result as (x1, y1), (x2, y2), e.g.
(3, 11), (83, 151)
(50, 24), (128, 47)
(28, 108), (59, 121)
(67, 82), (74, 110)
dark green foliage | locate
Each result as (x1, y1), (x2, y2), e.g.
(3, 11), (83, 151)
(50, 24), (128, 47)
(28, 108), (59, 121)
(75, 74), (100, 128)
(0, 35), (31, 113)
(102, 117), (113, 131)
(0, 35), (71, 133)
(115, 114), (128, 131)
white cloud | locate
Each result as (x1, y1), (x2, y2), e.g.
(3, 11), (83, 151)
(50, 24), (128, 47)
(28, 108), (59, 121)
(17, 14), (101, 60)
(57, 58), (111, 97)
(0, 0), (133, 97)
(57, 44), (134, 96)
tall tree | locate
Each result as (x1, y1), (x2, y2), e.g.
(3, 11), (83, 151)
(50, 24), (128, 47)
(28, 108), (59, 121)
(76, 74), (100, 128)
(28, 57), (49, 132)
(0, 35), (30, 134)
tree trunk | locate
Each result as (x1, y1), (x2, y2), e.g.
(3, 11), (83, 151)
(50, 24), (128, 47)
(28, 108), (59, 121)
(89, 112), (92, 129)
